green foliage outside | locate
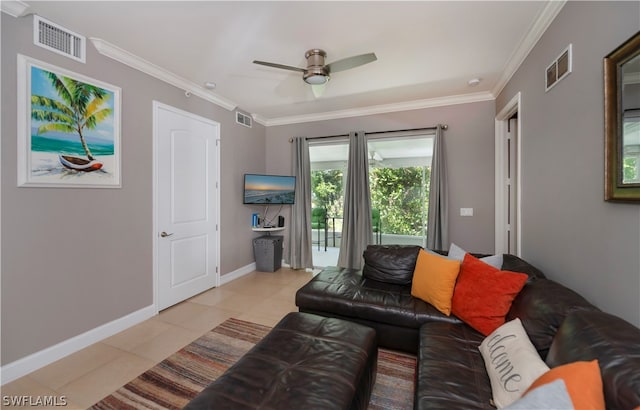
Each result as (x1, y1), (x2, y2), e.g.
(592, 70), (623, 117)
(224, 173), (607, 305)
(370, 167), (430, 236)
(311, 166), (430, 236)
(623, 156), (639, 183)
(311, 169), (344, 217)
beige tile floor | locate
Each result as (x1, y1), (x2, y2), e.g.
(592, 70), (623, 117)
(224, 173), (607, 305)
(1, 268), (314, 409)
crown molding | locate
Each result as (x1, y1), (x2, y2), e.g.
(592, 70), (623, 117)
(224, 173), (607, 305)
(492, 0), (567, 97)
(261, 91), (495, 127)
(89, 38), (237, 111)
(0, 0), (32, 17)
(251, 114), (269, 127)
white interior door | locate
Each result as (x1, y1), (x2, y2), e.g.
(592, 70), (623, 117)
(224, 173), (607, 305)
(505, 115), (518, 254)
(495, 92), (522, 256)
(154, 102), (219, 311)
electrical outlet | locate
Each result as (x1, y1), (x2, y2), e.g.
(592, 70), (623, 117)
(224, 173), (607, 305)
(460, 208), (474, 217)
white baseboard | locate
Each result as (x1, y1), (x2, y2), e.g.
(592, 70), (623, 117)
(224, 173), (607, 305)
(0, 304), (156, 385)
(1, 262), (259, 385)
(220, 262), (256, 285)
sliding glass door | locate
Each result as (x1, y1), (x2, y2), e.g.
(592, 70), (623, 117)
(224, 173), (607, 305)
(308, 133), (433, 266)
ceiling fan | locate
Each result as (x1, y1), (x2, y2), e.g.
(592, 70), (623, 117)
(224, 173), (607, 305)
(368, 151), (385, 168)
(253, 49), (377, 96)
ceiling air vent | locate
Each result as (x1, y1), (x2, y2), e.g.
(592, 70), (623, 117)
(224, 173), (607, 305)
(236, 111), (252, 128)
(33, 15), (86, 63)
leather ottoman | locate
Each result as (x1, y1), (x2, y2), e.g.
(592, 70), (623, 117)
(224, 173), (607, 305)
(184, 312), (378, 410)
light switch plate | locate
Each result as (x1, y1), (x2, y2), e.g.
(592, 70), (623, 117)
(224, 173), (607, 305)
(460, 208), (474, 216)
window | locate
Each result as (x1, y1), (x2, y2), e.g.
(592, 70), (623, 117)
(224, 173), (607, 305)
(309, 140), (348, 218)
(368, 135), (433, 246)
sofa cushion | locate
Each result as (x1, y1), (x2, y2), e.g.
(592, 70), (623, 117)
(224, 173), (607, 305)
(478, 318), (549, 408)
(451, 254), (528, 336)
(415, 322), (494, 410)
(546, 310), (640, 409)
(506, 278), (599, 358)
(362, 245), (421, 285)
(525, 360), (605, 410)
(411, 249), (461, 316)
(296, 267), (461, 330)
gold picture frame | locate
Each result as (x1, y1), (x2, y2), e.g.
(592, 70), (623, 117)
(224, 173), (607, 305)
(604, 31), (640, 202)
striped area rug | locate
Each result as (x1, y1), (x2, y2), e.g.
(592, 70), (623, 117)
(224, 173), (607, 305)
(91, 318), (416, 409)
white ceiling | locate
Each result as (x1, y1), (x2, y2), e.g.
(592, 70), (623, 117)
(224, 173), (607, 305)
(13, 1), (563, 126)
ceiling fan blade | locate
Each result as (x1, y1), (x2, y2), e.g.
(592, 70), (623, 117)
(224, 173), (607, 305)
(326, 52), (377, 73)
(311, 83), (326, 98)
(253, 60), (306, 73)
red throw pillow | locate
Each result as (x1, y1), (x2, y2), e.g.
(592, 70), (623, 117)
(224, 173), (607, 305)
(451, 253), (528, 336)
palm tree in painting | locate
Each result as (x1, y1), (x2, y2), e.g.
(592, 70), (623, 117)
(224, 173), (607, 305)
(31, 71), (112, 162)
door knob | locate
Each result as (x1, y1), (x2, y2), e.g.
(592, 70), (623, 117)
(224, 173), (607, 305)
(160, 231), (174, 238)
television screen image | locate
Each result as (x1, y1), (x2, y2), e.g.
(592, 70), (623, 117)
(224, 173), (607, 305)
(243, 174), (296, 204)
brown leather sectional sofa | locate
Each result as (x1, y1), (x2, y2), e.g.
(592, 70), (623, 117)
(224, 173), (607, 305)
(295, 246), (640, 409)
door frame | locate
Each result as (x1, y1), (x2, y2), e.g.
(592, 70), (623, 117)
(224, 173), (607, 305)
(152, 101), (221, 313)
(495, 92), (522, 256)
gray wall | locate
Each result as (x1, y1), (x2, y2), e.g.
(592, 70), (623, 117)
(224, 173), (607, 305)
(496, 1), (640, 327)
(265, 100), (497, 254)
(1, 13), (264, 365)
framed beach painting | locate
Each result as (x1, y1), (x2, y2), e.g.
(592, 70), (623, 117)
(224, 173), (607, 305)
(17, 54), (121, 188)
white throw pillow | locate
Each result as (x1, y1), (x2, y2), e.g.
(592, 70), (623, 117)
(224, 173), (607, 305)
(448, 242), (503, 269)
(478, 318), (550, 409)
(504, 379), (574, 410)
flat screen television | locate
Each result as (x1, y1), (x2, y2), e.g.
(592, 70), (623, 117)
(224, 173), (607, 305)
(243, 174), (296, 205)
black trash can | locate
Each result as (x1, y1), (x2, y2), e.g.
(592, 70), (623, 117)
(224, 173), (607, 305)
(253, 235), (283, 272)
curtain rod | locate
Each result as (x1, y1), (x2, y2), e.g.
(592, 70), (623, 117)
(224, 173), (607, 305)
(288, 124), (448, 143)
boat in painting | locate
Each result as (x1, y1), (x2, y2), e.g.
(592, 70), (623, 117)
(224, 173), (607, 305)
(58, 155), (103, 172)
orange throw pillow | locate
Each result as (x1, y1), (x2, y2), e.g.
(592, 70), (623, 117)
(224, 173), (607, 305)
(451, 253), (527, 335)
(411, 249), (461, 316)
(526, 360), (605, 410)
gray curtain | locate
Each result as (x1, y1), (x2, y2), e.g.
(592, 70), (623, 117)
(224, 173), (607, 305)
(337, 131), (372, 270)
(287, 137), (313, 269)
(427, 125), (448, 250)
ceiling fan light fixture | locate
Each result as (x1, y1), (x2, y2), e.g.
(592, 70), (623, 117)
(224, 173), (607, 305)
(304, 66), (329, 85)
(304, 73), (329, 85)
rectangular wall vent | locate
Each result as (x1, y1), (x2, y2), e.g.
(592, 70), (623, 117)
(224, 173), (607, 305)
(33, 15), (86, 63)
(545, 44), (572, 92)
(236, 111), (252, 128)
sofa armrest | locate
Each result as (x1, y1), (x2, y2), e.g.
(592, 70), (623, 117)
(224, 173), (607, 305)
(546, 310), (640, 409)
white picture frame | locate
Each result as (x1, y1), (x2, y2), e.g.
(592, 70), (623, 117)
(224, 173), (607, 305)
(17, 54), (121, 188)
